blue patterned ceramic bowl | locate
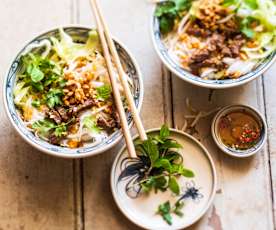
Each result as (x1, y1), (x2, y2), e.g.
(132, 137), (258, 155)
(151, 7), (276, 89)
(3, 26), (143, 158)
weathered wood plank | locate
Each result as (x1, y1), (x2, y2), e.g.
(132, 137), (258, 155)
(171, 75), (274, 230)
(0, 1), (76, 229)
(79, 0), (166, 229)
(263, 63), (276, 227)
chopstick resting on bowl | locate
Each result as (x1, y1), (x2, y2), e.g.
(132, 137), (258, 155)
(90, 0), (147, 158)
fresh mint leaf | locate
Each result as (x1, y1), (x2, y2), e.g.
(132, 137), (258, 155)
(168, 176), (180, 195)
(154, 158), (172, 172)
(173, 201), (184, 217)
(154, 176), (168, 192)
(171, 164), (195, 177)
(160, 124), (170, 140)
(161, 139), (182, 150)
(28, 65), (44, 83)
(157, 200), (185, 225)
(157, 201), (172, 225)
(143, 139), (159, 165)
(244, 0), (258, 9)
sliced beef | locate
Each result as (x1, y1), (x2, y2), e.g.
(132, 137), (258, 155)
(48, 134), (61, 145)
(97, 117), (117, 131)
(56, 106), (70, 122)
(47, 109), (62, 124)
(68, 98), (97, 117)
(228, 35), (245, 57)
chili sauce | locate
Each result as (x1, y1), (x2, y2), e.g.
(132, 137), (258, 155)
(218, 111), (261, 150)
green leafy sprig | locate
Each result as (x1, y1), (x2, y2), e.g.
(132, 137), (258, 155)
(32, 118), (72, 139)
(134, 125), (194, 195)
(157, 200), (185, 225)
(155, 0), (192, 34)
(20, 53), (65, 108)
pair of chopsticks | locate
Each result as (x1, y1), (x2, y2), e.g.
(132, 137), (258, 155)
(90, 0), (147, 158)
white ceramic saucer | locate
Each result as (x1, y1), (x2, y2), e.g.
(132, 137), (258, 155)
(111, 128), (217, 230)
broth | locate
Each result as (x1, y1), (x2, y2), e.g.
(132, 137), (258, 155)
(218, 111), (261, 150)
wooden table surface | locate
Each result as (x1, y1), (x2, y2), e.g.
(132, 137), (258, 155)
(0, 0), (276, 229)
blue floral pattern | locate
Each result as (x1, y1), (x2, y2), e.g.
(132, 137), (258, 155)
(4, 27), (142, 155)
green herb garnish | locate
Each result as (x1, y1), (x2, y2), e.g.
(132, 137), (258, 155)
(240, 17), (257, 38)
(134, 125), (194, 195)
(32, 118), (71, 139)
(157, 200), (185, 225)
(83, 116), (101, 133)
(96, 84), (112, 100)
(158, 201), (173, 225)
(19, 53), (65, 108)
(155, 0), (192, 34)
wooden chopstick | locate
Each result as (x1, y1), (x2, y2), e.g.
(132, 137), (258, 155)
(92, 0), (148, 142)
(90, 0), (137, 158)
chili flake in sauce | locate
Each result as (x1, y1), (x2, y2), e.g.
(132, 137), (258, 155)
(218, 111), (261, 150)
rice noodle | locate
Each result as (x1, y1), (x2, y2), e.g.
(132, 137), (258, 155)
(178, 13), (191, 35)
(22, 39), (52, 58)
(217, 14), (234, 23)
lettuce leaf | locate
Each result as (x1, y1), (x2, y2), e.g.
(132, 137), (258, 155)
(51, 28), (101, 62)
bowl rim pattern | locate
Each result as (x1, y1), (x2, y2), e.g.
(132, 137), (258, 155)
(3, 25), (144, 158)
(150, 6), (276, 89)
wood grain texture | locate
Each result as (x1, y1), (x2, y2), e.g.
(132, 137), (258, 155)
(0, 0), (275, 229)
(171, 76), (274, 230)
(79, 0), (166, 229)
(263, 64), (276, 228)
(0, 0), (76, 229)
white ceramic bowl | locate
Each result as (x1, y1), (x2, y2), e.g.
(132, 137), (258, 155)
(111, 128), (217, 229)
(211, 105), (267, 157)
(3, 26), (144, 158)
(151, 4), (276, 89)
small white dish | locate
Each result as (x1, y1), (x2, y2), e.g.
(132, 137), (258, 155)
(212, 105), (267, 158)
(111, 128), (217, 230)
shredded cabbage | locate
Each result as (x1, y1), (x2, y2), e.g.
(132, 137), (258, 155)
(13, 82), (30, 105)
(51, 29), (101, 62)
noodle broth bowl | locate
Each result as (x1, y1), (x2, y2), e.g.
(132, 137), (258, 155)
(3, 26), (143, 158)
(151, 2), (276, 89)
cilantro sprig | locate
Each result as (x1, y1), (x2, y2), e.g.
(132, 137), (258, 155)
(20, 53), (65, 108)
(155, 0), (192, 34)
(32, 118), (72, 140)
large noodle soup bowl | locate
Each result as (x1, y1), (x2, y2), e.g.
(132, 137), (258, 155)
(151, 9), (276, 89)
(3, 26), (143, 158)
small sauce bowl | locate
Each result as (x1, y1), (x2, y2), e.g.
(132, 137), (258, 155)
(211, 105), (267, 158)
